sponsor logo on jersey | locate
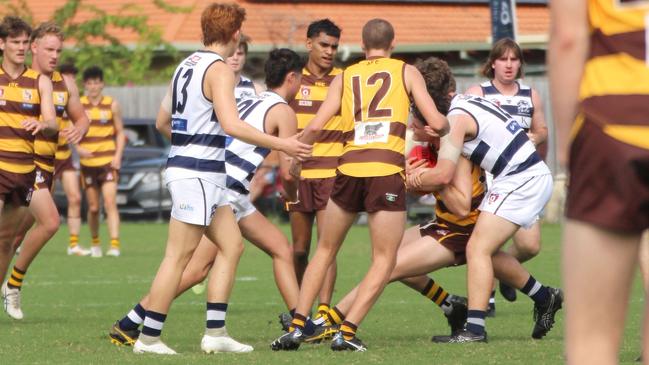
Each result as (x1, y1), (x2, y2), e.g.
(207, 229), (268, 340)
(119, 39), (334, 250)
(179, 203), (194, 212)
(488, 193), (500, 204)
(300, 87), (310, 98)
(54, 92), (66, 105)
(0, 87), (4, 98)
(385, 192), (398, 202)
(22, 89), (32, 101)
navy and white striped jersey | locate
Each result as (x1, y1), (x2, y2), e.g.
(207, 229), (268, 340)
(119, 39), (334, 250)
(480, 81), (534, 130)
(235, 75), (256, 102)
(225, 91), (285, 194)
(166, 50), (227, 187)
(448, 94), (549, 179)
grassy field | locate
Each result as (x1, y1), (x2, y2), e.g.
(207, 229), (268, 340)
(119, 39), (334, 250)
(0, 222), (644, 364)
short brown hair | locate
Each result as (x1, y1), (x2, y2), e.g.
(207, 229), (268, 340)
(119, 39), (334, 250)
(412, 57), (454, 118)
(30, 21), (64, 43)
(238, 34), (250, 54)
(481, 38), (524, 79)
(0, 16), (31, 40)
(361, 18), (394, 51)
(201, 2), (246, 46)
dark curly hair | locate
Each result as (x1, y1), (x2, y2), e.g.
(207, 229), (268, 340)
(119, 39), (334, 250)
(412, 57), (454, 120)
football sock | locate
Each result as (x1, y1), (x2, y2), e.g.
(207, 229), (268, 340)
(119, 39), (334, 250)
(91, 236), (100, 246)
(420, 278), (452, 315)
(316, 303), (329, 317)
(520, 275), (550, 304)
(7, 266), (26, 290)
(110, 238), (120, 249)
(289, 313), (307, 332)
(326, 306), (345, 326)
(69, 234), (79, 248)
(141, 310), (167, 337)
(489, 290), (496, 307)
(119, 303), (146, 331)
(340, 321), (358, 340)
(206, 302), (227, 329)
(466, 310), (486, 335)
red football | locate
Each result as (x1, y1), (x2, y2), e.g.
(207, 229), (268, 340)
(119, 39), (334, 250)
(408, 144), (438, 168)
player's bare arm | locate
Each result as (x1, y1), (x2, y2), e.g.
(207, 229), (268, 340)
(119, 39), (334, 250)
(267, 103), (299, 202)
(464, 84), (483, 97)
(205, 61), (311, 160)
(300, 73), (343, 145)
(111, 99), (126, 170)
(156, 85), (172, 140)
(436, 156), (474, 219)
(548, 0), (588, 167)
(61, 74), (89, 143)
(405, 64), (450, 136)
(527, 89), (548, 146)
(24, 74), (57, 136)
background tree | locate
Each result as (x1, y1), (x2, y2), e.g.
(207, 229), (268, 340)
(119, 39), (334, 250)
(0, 0), (190, 85)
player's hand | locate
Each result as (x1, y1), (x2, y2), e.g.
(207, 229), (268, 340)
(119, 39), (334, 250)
(406, 166), (427, 190)
(21, 119), (45, 135)
(423, 125), (441, 138)
(110, 156), (122, 170)
(61, 125), (82, 144)
(289, 159), (303, 180)
(281, 134), (312, 161)
(406, 157), (427, 175)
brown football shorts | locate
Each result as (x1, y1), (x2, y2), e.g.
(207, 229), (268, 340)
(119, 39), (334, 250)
(287, 177), (336, 213)
(419, 221), (472, 266)
(34, 167), (54, 191)
(0, 169), (34, 207)
(567, 119), (649, 232)
(330, 172), (406, 213)
(80, 164), (119, 189)
(54, 156), (76, 181)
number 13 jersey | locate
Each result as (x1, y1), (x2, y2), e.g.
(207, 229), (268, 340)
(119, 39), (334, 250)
(166, 50), (227, 187)
(339, 57), (409, 178)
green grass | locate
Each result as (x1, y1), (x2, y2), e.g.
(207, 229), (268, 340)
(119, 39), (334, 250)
(0, 222), (644, 364)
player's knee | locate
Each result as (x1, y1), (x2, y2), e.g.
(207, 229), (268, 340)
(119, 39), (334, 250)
(515, 240), (541, 260)
(67, 192), (81, 208)
(87, 203), (100, 215)
(42, 215), (61, 236)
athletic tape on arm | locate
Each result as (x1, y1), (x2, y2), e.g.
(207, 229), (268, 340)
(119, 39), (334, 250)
(437, 133), (461, 164)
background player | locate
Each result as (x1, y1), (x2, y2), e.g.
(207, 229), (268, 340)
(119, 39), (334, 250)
(465, 38), (549, 308)
(78, 66), (126, 257)
(287, 19), (343, 319)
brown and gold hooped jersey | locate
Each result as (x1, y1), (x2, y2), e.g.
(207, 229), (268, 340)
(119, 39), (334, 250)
(35, 71), (68, 172)
(289, 67), (344, 179)
(577, 0), (649, 149)
(79, 95), (115, 167)
(433, 163), (485, 232)
(338, 57), (409, 177)
(0, 67), (41, 174)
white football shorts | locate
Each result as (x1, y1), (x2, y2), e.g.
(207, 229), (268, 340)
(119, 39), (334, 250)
(479, 173), (553, 229)
(227, 189), (257, 222)
(168, 178), (229, 226)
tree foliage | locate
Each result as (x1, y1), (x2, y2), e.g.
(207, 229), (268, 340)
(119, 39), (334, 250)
(0, 0), (190, 85)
